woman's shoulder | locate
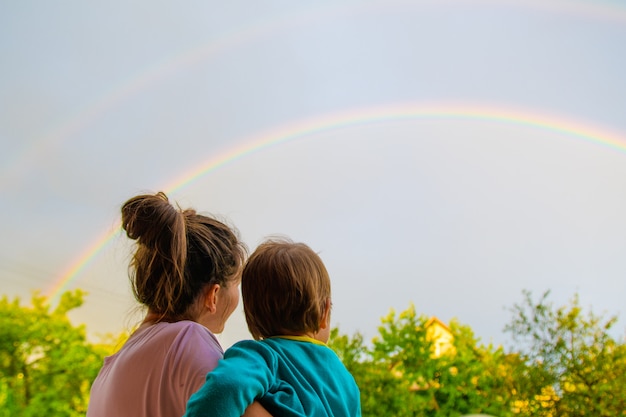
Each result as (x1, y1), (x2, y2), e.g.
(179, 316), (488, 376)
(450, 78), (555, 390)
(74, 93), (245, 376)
(125, 321), (222, 356)
(165, 319), (211, 334)
(167, 321), (223, 352)
(103, 321), (220, 369)
(157, 321), (225, 377)
(130, 320), (204, 339)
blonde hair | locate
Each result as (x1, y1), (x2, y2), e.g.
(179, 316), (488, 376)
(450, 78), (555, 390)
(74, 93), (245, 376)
(121, 191), (246, 321)
(242, 238), (331, 340)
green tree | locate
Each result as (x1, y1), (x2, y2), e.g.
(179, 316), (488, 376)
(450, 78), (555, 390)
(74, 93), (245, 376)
(434, 319), (518, 416)
(0, 290), (114, 417)
(328, 328), (393, 415)
(504, 290), (626, 416)
(330, 305), (517, 417)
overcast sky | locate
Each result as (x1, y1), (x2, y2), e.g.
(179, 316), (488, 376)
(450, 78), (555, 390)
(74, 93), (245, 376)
(2, 0), (626, 348)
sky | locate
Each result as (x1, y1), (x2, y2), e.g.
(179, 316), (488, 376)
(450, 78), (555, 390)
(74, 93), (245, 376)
(1, 0), (626, 349)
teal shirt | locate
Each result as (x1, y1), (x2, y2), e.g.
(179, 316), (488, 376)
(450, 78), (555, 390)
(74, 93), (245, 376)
(184, 336), (361, 417)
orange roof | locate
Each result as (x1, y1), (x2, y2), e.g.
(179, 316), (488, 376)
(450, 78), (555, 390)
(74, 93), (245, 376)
(424, 316), (451, 332)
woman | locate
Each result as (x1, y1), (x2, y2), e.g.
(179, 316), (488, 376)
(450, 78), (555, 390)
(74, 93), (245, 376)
(87, 191), (269, 417)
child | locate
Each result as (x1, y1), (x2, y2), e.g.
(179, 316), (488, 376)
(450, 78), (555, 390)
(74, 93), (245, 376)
(184, 238), (361, 417)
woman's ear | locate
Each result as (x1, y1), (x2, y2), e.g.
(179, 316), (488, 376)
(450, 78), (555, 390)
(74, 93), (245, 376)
(319, 298), (332, 329)
(203, 283), (221, 314)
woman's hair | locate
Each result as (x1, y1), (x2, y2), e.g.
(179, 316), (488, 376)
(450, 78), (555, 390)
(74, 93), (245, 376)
(121, 191), (246, 321)
(242, 238), (331, 340)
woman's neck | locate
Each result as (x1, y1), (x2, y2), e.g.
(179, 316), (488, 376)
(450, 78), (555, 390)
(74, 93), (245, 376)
(142, 310), (187, 325)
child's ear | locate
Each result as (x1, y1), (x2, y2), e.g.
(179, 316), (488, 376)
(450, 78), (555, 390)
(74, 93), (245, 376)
(319, 298), (332, 329)
(203, 283), (220, 313)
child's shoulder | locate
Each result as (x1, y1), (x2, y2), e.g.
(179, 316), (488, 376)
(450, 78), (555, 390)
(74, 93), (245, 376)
(226, 339), (273, 356)
(228, 336), (332, 353)
(225, 337), (317, 357)
(222, 339), (281, 369)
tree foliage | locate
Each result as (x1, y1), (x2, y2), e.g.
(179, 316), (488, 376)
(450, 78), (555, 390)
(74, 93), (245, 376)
(2, 288), (623, 416)
(331, 292), (625, 417)
(0, 290), (118, 417)
(504, 290), (626, 416)
(330, 305), (518, 417)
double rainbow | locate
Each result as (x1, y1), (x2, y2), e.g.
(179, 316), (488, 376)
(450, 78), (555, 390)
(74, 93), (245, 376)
(32, 0), (626, 299)
(45, 102), (626, 300)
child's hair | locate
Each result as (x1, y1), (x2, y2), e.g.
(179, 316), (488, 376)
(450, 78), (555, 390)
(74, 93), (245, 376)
(242, 238), (331, 340)
(121, 191), (246, 321)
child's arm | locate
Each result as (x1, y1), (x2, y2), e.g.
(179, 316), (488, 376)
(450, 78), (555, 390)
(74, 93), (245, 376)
(184, 341), (274, 417)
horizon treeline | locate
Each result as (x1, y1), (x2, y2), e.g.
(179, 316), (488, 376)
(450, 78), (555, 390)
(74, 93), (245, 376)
(0, 289), (624, 416)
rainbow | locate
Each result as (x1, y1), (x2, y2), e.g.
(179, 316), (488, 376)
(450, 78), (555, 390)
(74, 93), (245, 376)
(4, 0), (626, 190)
(46, 102), (626, 301)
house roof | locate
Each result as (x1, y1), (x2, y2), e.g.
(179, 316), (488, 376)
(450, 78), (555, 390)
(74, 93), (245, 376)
(424, 316), (451, 332)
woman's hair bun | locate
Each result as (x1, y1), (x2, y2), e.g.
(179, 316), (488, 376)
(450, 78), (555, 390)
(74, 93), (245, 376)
(121, 191), (183, 249)
(120, 190), (245, 320)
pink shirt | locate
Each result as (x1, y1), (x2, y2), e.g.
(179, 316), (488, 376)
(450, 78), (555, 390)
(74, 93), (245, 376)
(87, 321), (223, 417)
